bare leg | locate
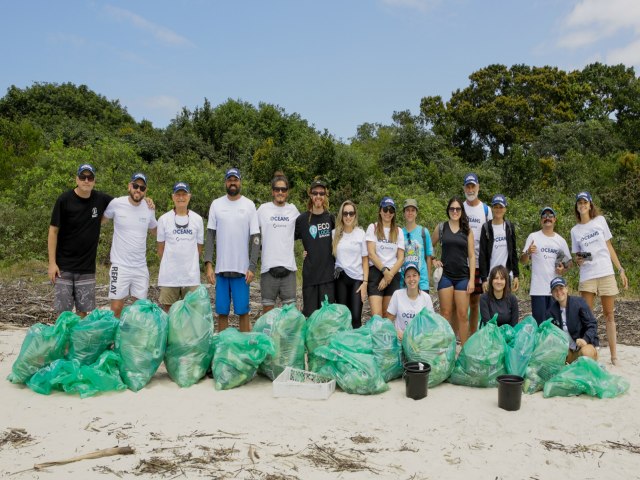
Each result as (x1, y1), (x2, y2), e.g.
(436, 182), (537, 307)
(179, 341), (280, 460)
(601, 295), (617, 364)
(239, 314), (251, 332)
(110, 299), (126, 319)
(438, 287), (455, 332)
(580, 291), (596, 310)
(161, 305), (171, 313)
(381, 295), (393, 319)
(262, 305), (275, 315)
(369, 295), (383, 317)
(454, 290), (471, 345)
(78, 311), (89, 318)
(218, 314), (229, 332)
(469, 293), (480, 335)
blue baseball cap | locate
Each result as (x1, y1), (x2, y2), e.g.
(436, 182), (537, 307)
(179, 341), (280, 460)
(173, 181), (191, 193)
(131, 172), (147, 184)
(576, 191), (592, 202)
(379, 196), (396, 209)
(463, 173), (479, 186)
(403, 262), (420, 275)
(550, 276), (567, 291)
(77, 164), (96, 176)
(491, 194), (507, 207)
(225, 167), (241, 180)
(540, 206), (556, 216)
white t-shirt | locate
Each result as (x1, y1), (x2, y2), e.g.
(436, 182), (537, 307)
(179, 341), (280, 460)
(365, 224), (405, 269)
(207, 195), (259, 274)
(104, 197), (157, 268)
(522, 230), (571, 296)
(257, 202), (300, 273)
(387, 289), (434, 332)
(571, 216), (614, 282)
(464, 201), (492, 259)
(489, 223), (508, 273)
(333, 228), (367, 281)
(157, 210), (204, 286)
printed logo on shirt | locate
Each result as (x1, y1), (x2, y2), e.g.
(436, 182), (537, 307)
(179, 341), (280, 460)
(401, 312), (416, 319)
(91, 207), (98, 218)
(468, 217), (482, 225)
(309, 225), (318, 239)
(270, 215), (291, 229)
(138, 217), (148, 224)
(539, 246), (559, 260)
(579, 230), (600, 248)
(315, 222), (332, 239)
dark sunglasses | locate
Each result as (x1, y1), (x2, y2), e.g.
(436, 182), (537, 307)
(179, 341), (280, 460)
(78, 174), (95, 181)
(448, 207), (462, 213)
(272, 186), (288, 193)
(132, 183), (147, 192)
(311, 190), (326, 197)
(342, 210), (356, 217)
(381, 206), (395, 214)
(541, 213), (555, 219)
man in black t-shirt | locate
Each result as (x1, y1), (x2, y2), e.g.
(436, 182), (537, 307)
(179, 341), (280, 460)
(294, 178), (335, 317)
(48, 164), (113, 316)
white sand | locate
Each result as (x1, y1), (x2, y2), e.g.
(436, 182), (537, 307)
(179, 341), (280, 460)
(0, 326), (638, 479)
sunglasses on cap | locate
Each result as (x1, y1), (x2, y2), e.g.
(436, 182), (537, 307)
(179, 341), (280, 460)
(78, 174), (95, 181)
(272, 186), (288, 193)
(131, 183), (147, 192)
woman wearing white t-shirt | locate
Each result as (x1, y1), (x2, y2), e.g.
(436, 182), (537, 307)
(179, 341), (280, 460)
(386, 262), (434, 340)
(571, 191), (628, 365)
(366, 196), (405, 318)
(332, 200), (368, 328)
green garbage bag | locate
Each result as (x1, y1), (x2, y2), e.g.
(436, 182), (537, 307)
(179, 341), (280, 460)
(68, 309), (119, 365)
(305, 297), (352, 371)
(7, 311), (79, 384)
(165, 286), (215, 387)
(402, 308), (456, 387)
(115, 299), (168, 392)
(543, 357), (630, 399)
(499, 324), (515, 346)
(523, 319), (569, 394)
(212, 328), (275, 390)
(315, 343), (388, 395)
(505, 316), (538, 377)
(449, 317), (507, 387)
(362, 316), (403, 382)
(252, 304), (306, 380)
(27, 350), (126, 398)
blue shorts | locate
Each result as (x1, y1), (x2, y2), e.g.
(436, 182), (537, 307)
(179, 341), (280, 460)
(438, 275), (469, 291)
(215, 274), (250, 315)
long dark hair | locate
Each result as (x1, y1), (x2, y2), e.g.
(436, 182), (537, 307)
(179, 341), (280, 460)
(446, 196), (470, 236)
(574, 196), (601, 223)
(488, 265), (511, 300)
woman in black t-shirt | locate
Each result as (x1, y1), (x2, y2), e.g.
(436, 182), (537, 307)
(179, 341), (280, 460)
(479, 265), (519, 327)
(432, 196), (475, 345)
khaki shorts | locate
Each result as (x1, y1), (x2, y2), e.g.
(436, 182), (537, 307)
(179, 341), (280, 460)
(159, 286), (199, 306)
(579, 274), (619, 297)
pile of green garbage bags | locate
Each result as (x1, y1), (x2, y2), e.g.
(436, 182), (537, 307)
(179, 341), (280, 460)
(543, 357), (629, 398)
(522, 319), (570, 394)
(305, 297), (352, 372)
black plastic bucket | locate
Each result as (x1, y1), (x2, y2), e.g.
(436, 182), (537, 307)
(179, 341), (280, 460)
(497, 374), (525, 411)
(403, 361), (431, 400)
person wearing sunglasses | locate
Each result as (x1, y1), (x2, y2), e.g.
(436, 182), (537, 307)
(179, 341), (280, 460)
(257, 171), (300, 314)
(48, 163), (114, 317)
(102, 172), (158, 318)
(431, 196), (475, 345)
(294, 177), (335, 317)
(520, 206), (572, 325)
(366, 196), (405, 318)
(332, 200), (368, 328)
(571, 191), (628, 365)
(401, 198), (433, 294)
(156, 182), (204, 312)
(204, 167), (260, 332)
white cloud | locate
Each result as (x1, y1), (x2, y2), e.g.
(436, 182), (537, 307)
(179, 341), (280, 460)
(380, 0), (439, 13)
(104, 5), (194, 47)
(608, 38), (640, 65)
(142, 95), (182, 112)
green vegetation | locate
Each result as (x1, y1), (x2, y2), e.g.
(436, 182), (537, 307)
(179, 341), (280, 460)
(1, 63), (638, 296)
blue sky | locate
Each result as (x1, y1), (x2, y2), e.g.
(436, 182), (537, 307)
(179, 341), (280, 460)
(3, 0), (640, 140)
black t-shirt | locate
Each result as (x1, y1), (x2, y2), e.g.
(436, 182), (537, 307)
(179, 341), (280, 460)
(50, 189), (113, 273)
(480, 293), (519, 327)
(294, 211), (335, 286)
(441, 222), (470, 281)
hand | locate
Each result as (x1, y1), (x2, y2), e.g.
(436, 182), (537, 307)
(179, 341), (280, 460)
(378, 278), (387, 291)
(576, 338), (587, 349)
(528, 240), (537, 256)
(512, 277), (519, 292)
(48, 263), (60, 284)
(620, 270), (629, 289)
(303, 250), (308, 259)
(482, 281), (488, 293)
(433, 259), (443, 269)
(144, 197), (155, 210)
(357, 283), (367, 302)
(383, 268), (394, 283)
(397, 329), (404, 341)
(245, 270), (255, 284)
(205, 263), (216, 285)
(466, 279), (475, 294)
(555, 264), (565, 275)
(575, 256), (584, 267)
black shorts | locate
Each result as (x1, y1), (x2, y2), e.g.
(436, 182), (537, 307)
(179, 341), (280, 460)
(367, 266), (400, 297)
(472, 268), (483, 295)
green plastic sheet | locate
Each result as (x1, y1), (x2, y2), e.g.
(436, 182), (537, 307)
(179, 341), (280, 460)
(543, 357), (630, 399)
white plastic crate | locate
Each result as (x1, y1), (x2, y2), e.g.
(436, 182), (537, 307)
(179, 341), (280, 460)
(272, 367), (336, 400)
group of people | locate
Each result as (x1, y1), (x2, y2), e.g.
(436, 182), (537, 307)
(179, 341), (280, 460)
(49, 165), (628, 366)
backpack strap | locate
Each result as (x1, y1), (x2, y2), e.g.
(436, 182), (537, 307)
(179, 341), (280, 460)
(483, 202), (489, 221)
(421, 227), (428, 260)
(438, 222), (444, 246)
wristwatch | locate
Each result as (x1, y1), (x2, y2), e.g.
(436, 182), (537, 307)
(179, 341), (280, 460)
(381, 266), (389, 273)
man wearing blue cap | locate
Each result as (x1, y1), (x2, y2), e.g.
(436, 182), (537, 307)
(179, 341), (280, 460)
(204, 167), (260, 332)
(156, 182), (204, 311)
(521, 206), (572, 324)
(102, 172), (158, 317)
(48, 164), (114, 316)
(546, 276), (599, 363)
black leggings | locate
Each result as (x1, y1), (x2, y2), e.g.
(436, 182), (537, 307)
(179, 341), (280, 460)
(335, 272), (364, 328)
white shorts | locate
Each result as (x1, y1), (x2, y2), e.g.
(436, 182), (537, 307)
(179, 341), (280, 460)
(108, 264), (149, 300)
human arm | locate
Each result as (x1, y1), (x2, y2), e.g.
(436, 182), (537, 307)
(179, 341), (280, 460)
(479, 223), (490, 283)
(479, 294), (491, 327)
(520, 237), (536, 264)
(157, 241), (165, 260)
(467, 230), (476, 294)
(576, 298), (598, 347)
(204, 229), (216, 284)
(246, 233), (261, 284)
(606, 240), (629, 289)
(510, 294), (519, 327)
(47, 226), (60, 283)
(357, 257), (369, 302)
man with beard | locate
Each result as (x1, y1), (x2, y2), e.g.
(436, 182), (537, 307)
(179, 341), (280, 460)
(521, 207), (572, 324)
(205, 168), (260, 332)
(462, 173), (492, 335)
(295, 177), (335, 317)
(102, 173), (158, 318)
(256, 171), (300, 314)
(48, 164), (114, 317)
